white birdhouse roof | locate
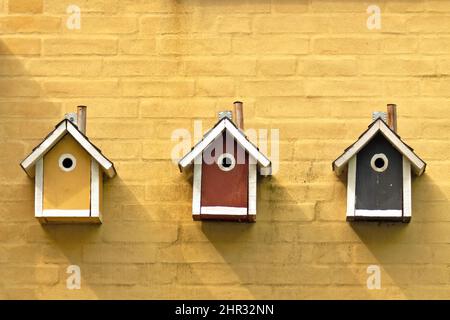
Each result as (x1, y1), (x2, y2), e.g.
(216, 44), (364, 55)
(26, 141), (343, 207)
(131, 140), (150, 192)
(178, 116), (271, 173)
(20, 119), (116, 178)
(333, 118), (426, 176)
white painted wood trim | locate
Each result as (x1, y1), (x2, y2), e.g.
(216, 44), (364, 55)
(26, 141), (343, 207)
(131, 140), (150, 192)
(179, 120), (226, 169)
(334, 122), (380, 174)
(200, 206), (248, 215)
(66, 122), (115, 178)
(90, 159), (100, 218)
(224, 120), (271, 168)
(21, 122), (67, 177)
(403, 157), (412, 218)
(34, 158), (43, 217)
(355, 209), (403, 217)
(178, 119), (271, 171)
(379, 123), (425, 176)
(333, 119), (425, 176)
(346, 156), (356, 218)
(21, 120), (116, 178)
(192, 154), (202, 216)
(248, 161), (257, 215)
(42, 209), (91, 217)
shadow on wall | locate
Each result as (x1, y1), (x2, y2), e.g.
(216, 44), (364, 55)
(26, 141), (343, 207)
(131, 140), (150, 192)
(0, 40), (153, 299)
(350, 173), (448, 299)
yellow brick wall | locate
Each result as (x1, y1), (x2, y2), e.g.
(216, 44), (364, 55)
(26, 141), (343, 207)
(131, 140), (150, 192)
(1, 0), (450, 299)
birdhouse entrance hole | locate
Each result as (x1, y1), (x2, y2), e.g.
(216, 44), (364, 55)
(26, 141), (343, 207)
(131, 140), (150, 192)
(370, 153), (388, 173)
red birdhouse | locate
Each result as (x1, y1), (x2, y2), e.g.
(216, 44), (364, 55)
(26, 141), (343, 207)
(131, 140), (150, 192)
(178, 101), (271, 222)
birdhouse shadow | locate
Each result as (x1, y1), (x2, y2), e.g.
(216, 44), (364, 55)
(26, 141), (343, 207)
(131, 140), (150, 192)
(195, 174), (312, 299)
(349, 173), (447, 299)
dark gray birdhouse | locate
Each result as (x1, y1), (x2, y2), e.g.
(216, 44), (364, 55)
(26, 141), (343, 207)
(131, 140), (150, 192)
(332, 104), (426, 223)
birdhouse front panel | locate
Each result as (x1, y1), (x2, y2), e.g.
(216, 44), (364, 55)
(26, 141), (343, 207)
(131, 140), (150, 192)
(355, 133), (403, 213)
(200, 132), (250, 220)
(43, 134), (91, 213)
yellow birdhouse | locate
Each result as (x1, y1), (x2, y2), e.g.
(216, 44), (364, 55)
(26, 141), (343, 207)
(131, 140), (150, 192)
(20, 106), (116, 224)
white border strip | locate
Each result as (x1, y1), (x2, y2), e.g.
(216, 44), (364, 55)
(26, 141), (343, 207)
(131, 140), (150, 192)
(21, 122), (67, 176)
(42, 209), (91, 217)
(90, 159), (100, 218)
(403, 156), (412, 219)
(201, 206), (248, 215)
(192, 155), (202, 216)
(34, 158), (43, 217)
(355, 209), (403, 217)
(248, 162), (257, 215)
(346, 156), (356, 218)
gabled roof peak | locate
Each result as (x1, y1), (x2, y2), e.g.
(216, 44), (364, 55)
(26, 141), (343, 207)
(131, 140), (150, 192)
(333, 118), (426, 176)
(178, 117), (271, 173)
(20, 119), (116, 178)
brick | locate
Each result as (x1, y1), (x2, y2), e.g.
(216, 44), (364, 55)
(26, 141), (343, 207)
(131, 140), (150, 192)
(43, 80), (119, 97)
(240, 80), (303, 96)
(43, 38), (117, 55)
(102, 222), (178, 243)
(233, 36), (309, 54)
(0, 37), (40, 55)
(44, 0), (118, 14)
(0, 101), (61, 118)
(140, 15), (188, 34)
(272, 0), (308, 13)
(0, 16), (60, 33)
(0, 79), (40, 96)
(313, 37), (381, 54)
(305, 79), (383, 97)
(103, 58), (178, 76)
(83, 244), (158, 263)
(217, 16), (251, 33)
(73, 17), (136, 34)
(158, 37), (231, 54)
(96, 141), (141, 160)
(140, 98), (217, 118)
(182, 58), (256, 76)
(27, 58), (102, 76)
(62, 99), (138, 118)
(255, 15), (329, 33)
(0, 265), (59, 285)
(258, 58), (296, 76)
(196, 78), (235, 96)
(118, 0), (192, 13)
(119, 38), (156, 55)
(122, 80), (194, 97)
(9, 0), (43, 13)
(360, 58), (435, 75)
(301, 58), (357, 76)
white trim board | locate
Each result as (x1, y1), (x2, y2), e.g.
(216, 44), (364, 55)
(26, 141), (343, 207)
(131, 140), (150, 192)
(42, 209), (91, 217)
(346, 156), (357, 218)
(179, 118), (271, 171)
(90, 159), (100, 218)
(34, 158), (43, 218)
(192, 154), (202, 217)
(354, 210), (403, 217)
(333, 119), (425, 176)
(248, 161), (257, 216)
(21, 120), (116, 178)
(200, 206), (248, 215)
(402, 156), (412, 219)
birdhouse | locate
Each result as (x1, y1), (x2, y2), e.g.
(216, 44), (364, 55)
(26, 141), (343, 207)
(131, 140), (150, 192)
(332, 104), (426, 222)
(20, 106), (116, 224)
(178, 101), (271, 222)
